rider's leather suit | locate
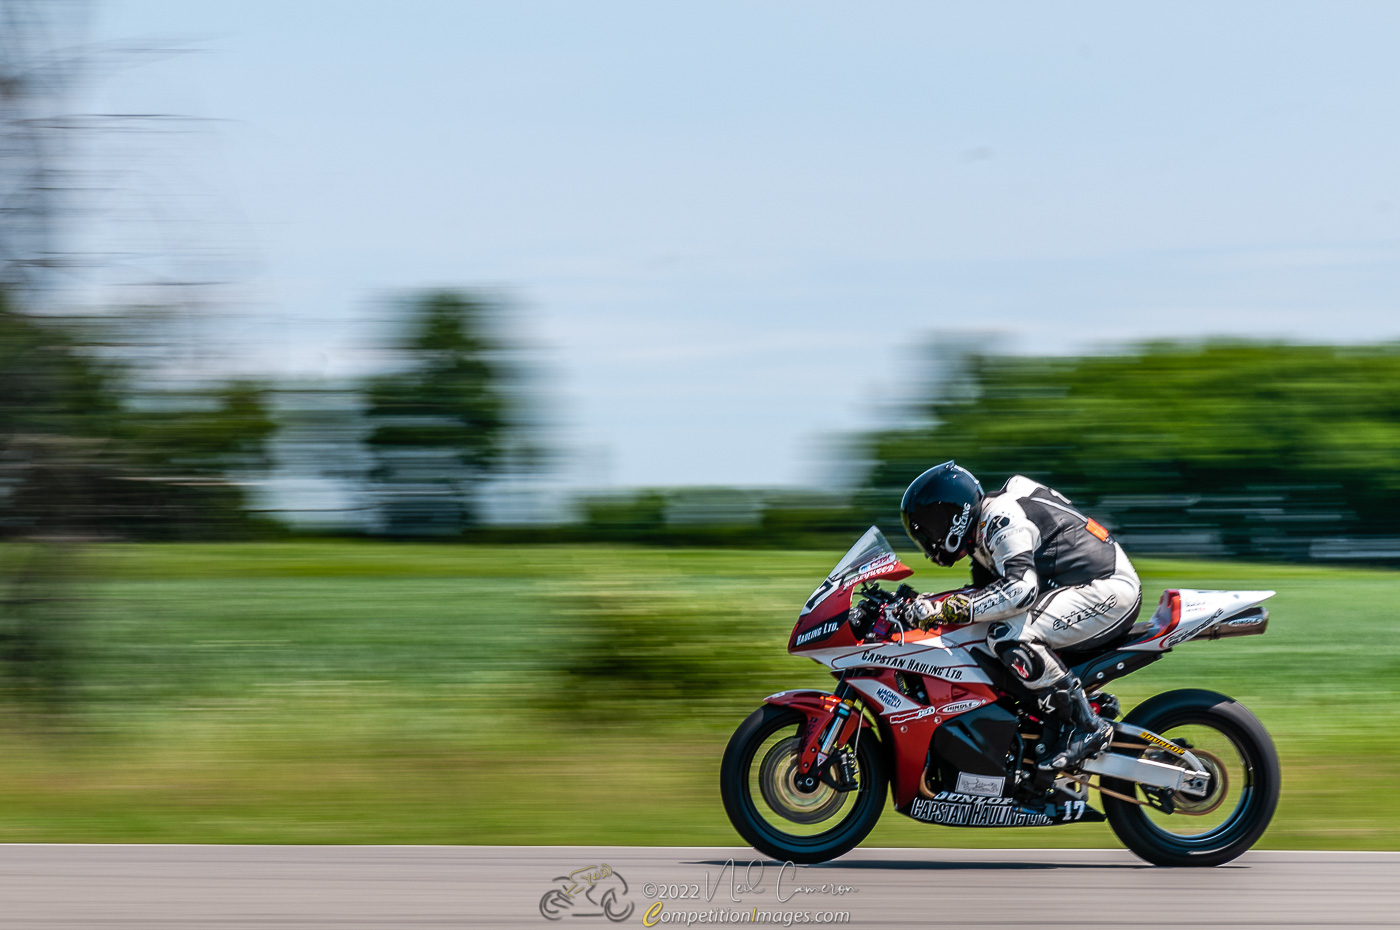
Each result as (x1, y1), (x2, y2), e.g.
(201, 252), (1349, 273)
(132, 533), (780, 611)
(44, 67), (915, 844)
(959, 475), (1142, 689)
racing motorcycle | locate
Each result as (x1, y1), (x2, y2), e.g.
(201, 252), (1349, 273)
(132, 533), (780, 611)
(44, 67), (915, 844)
(719, 527), (1280, 867)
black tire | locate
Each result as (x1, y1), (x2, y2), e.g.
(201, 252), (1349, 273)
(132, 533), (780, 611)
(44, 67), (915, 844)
(720, 704), (886, 864)
(1102, 689), (1280, 867)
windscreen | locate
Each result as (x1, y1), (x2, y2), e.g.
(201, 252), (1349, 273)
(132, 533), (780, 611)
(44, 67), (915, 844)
(801, 526), (901, 616)
(829, 526), (898, 578)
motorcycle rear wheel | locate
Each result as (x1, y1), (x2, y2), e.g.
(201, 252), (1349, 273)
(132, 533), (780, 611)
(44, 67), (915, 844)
(720, 704), (886, 864)
(1101, 689), (1280, 867)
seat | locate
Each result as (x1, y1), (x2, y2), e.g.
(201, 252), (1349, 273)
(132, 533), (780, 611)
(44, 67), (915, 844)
(1056, 619), (1153, 661)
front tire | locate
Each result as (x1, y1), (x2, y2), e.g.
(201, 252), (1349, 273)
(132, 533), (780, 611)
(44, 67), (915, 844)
(720, 703), (886, 864)
(1102, 689), (1280, 867)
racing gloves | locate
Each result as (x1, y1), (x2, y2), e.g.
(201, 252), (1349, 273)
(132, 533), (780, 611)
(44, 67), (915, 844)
(908, 592), (973, 630)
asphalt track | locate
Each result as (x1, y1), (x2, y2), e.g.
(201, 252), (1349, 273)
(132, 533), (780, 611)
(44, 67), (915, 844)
(0, 846), (1395, 929)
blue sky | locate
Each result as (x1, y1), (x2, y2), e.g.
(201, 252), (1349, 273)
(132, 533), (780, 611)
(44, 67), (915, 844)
(88, 2), (1400, 487)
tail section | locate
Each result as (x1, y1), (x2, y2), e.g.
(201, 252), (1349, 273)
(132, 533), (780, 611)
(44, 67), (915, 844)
(1121, 589), (1275, 652)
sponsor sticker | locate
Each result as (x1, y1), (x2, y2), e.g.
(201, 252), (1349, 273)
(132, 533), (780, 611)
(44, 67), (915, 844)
(942, 502), (974, 553)
(794, 620), (840, 647)
(854, 649), (968, 680)
(874, 687), (903, 707)
(908, 792), (1053, 828)
(889, 706), (939, 724)
(855, 553), (898, 576)
(1161, 628), (1200, 648)
(954, 773), (1005, 797)
(1133, 729), (1187, 756)
(939, 699), (984, 715)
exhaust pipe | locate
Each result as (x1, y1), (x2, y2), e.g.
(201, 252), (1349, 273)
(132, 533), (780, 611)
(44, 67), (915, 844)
(1199, 607), (1268, 640)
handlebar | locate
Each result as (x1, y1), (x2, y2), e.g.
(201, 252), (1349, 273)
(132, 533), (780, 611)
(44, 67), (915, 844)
(856, 582), (896, 603)
(853, 583), (982, 643)
(853, 582), (916, 642)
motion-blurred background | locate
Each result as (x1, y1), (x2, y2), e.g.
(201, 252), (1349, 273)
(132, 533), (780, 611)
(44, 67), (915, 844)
(1, 1), (1397, 847)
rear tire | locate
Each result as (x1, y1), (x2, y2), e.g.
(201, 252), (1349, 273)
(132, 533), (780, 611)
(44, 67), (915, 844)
(720, 703), (886, 864)
(1102, 689), (1280, 867)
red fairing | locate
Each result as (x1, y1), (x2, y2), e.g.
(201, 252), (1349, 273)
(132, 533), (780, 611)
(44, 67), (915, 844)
(883, 677), (1001, 807)
(1129, 589), (1181, 647)
(764, 679), (1003, 807)
(787, 558), (913, 654)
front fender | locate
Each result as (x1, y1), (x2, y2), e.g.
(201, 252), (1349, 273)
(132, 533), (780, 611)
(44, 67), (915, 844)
(763, 689), (872, 776)
(764, 689), (842, 712)
(763, 689), (876, 726)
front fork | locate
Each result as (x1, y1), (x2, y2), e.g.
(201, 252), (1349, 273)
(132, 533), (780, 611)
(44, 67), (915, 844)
(768, 681), (865, 793)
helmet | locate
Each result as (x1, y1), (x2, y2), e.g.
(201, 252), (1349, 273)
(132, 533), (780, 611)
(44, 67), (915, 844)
(900, 461), (984, 566)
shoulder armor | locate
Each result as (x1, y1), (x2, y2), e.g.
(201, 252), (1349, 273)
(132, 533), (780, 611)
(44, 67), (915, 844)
(1002, 474), (1045, 498)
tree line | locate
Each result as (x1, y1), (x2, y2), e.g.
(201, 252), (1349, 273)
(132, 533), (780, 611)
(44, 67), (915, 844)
(5, 289), (1400, 560)
(0, 289), (521, 541)
(863, 342), (1400, 561)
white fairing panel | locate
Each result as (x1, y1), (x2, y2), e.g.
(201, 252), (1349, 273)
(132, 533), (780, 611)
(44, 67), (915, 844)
(804, 622), (995, 684)
(845, 678), (923, 715)
(1123, 589), (1276, 652)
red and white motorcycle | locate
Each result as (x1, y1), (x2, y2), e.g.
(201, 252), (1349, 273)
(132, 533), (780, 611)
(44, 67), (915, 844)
(720, 527), (1280, 866)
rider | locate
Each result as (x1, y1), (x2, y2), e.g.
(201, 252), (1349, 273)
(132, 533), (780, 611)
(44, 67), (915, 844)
(898, 461), (1142, 772)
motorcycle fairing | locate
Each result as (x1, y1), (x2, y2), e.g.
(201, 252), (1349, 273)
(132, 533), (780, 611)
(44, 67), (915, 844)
(850, 669), (1002, 808)
(1121, 589), (1276, 652)
(826, 633), (995, 684)
(898, 792), (1106, 828)
(790, 527), (913, 653)
(766, 675), (1001, 807)
(843, 677), (924, 716)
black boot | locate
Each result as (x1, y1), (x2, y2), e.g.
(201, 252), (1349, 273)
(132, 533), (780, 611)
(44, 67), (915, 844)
(1038, 676), (1113, 772)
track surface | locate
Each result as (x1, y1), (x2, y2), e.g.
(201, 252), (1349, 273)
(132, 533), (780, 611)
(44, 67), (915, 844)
(0, 846), (1394, 929)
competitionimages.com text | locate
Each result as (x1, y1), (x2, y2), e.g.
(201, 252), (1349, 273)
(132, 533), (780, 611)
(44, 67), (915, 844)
(642, 904), (851, 927)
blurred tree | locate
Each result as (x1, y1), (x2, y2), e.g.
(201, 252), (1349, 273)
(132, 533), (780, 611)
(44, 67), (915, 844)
(0, 293), (107, 707)
(0, 3), (281, 712)
(1, 289), (278, 541)
(364, 291), (517, 533)
(0, 291), (278, 709)
(112, 381), (278, 539)
(863, 342), (1400, 561)
(0, 0), (278, 541)
(579, 491), (668, 543)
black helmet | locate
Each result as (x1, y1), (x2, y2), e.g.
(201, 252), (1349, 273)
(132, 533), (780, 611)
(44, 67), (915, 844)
(900, 461), (984, 566)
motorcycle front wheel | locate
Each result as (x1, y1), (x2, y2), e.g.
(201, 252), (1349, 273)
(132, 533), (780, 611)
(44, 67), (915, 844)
(720, 703), (886, 864)
(1101, 688), (1280, 867)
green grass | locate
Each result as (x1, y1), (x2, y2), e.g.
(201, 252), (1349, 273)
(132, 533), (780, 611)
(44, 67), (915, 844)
(0, 541), (1394, 848)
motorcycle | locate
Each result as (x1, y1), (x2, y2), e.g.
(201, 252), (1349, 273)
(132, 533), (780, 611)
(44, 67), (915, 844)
(719, 527), (1280, 866)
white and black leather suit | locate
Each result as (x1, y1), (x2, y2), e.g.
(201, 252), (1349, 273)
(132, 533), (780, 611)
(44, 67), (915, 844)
(960, 476), (1142, 689)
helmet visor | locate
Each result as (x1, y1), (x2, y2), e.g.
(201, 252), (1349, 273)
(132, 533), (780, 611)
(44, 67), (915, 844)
(902, 510), (944, 564)
(902, 502), (969, 567)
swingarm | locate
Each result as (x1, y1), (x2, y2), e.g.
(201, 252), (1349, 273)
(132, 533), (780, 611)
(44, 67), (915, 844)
(1078, 721), (1211, 796)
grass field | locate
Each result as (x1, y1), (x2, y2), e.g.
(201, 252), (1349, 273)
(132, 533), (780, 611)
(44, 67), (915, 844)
(0, 540), (1394, 848)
